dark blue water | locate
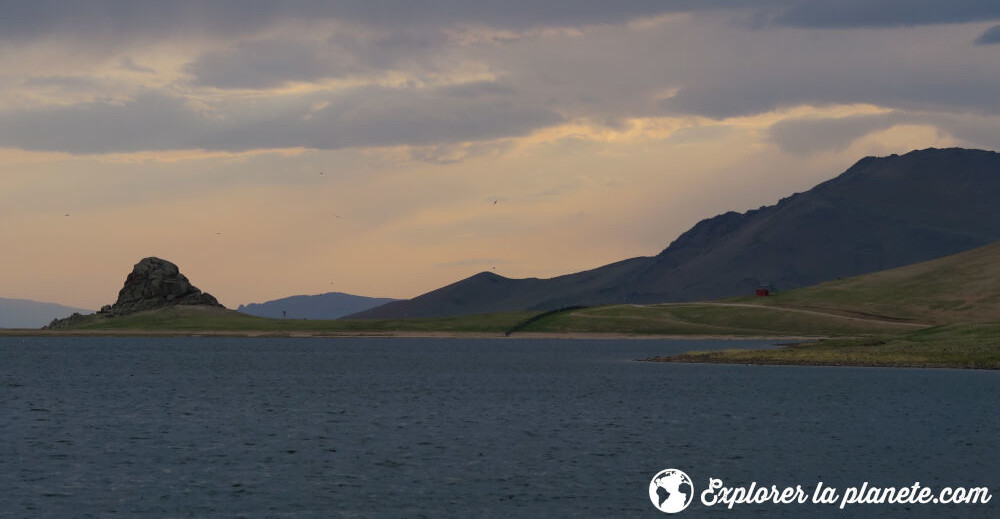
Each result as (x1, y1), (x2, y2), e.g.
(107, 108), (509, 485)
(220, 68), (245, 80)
(0, 337), (996, 518)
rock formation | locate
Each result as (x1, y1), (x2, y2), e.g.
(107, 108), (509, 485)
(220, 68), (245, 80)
(46, 257), (224, 329)
(98, 257), (224, 316)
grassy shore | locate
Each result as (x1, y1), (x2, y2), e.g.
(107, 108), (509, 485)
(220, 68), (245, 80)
(26, 306), (537, 336)
(646, 324), (1000, 370)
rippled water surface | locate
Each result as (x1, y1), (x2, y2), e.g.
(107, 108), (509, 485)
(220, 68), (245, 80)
(0, 337), (996, 518)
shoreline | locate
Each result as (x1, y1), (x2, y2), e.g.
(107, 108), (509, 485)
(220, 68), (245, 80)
(3, 329), (995, 370)
(0, 329), (823, 341)
(643, 356), (999, 370)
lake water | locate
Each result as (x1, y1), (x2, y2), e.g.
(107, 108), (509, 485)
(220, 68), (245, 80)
(0, 337), (996, 518)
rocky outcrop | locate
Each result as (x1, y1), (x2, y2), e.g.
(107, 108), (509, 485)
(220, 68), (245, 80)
(45, 257), (224, 329)
(98, 257), (224, 316)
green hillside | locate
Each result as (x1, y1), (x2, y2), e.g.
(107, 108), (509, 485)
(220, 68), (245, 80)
(645, 240), (1000, 369)
(738, 240), (1000, 324)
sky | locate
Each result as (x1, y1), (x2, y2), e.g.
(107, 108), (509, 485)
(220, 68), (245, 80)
(2, 1), (999, 310)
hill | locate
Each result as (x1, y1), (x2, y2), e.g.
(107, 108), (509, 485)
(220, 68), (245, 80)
(641, 240), (1000, 369)
(237, 292), (399, 319)
(352, 148), (1000, 319)
(525, 238), (1000, 334)
(0, 297), (93, 329)
(740, 239), (1000, 325)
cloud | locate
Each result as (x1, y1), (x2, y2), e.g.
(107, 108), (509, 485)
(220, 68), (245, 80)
(768, 111), (1000, 154)
(761, 1), (1000, 28)
(653, 19), (1000, 119)
(0, 1), (698, 47)
(975, 24), (1000, 44)
(769, 113), (903, 154)
(3, 1), (998, 63)
(185, 39), (346, 89)
(0, 92), (199, 153)
(183, 29), (453, 89)
(4, 4), (1000, 155)
(0, 83), (562, 153)
(22, 76), (102, 88)
(120, 56), (156, 73)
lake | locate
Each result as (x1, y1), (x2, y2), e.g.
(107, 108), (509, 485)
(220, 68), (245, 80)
(0, 337), (996, 517)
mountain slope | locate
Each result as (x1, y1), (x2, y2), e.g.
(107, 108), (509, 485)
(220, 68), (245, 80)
(0, 297), (93, 329)
(351, 148), (1000, 319)
(750, 238), (1000, 325)
(237, 292), (399, 319)
(630, 147), (1000, 302)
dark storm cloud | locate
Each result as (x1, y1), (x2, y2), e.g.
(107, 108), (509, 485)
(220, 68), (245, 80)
(975, 24), (1000, 44)
(0, 84), (562, 153)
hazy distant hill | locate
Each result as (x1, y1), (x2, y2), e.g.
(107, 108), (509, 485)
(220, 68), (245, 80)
(237, 292), (399, 319)
(350, 148), (1000, 319)
(0, 297), (93, 329)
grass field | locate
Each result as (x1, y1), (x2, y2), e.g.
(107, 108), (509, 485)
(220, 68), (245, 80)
(517, 303), (919, 337)
(729, 240), (1000, 325)
(36, 306), (536, 335)
(648, 324), (1000, 370)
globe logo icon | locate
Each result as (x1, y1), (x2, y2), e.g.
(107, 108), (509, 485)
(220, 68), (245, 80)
(648, 468), (694, 514)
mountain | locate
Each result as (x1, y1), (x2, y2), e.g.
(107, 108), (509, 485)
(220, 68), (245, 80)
(237, 292), (399, 319)
(0, 297), (93, 329)
(350, 147), (1000, 319)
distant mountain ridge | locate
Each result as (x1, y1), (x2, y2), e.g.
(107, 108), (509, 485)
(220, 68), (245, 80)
(350, 147), (1000, 319)
(0, 297), (93, 329)
(238, 292), (399, 319)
